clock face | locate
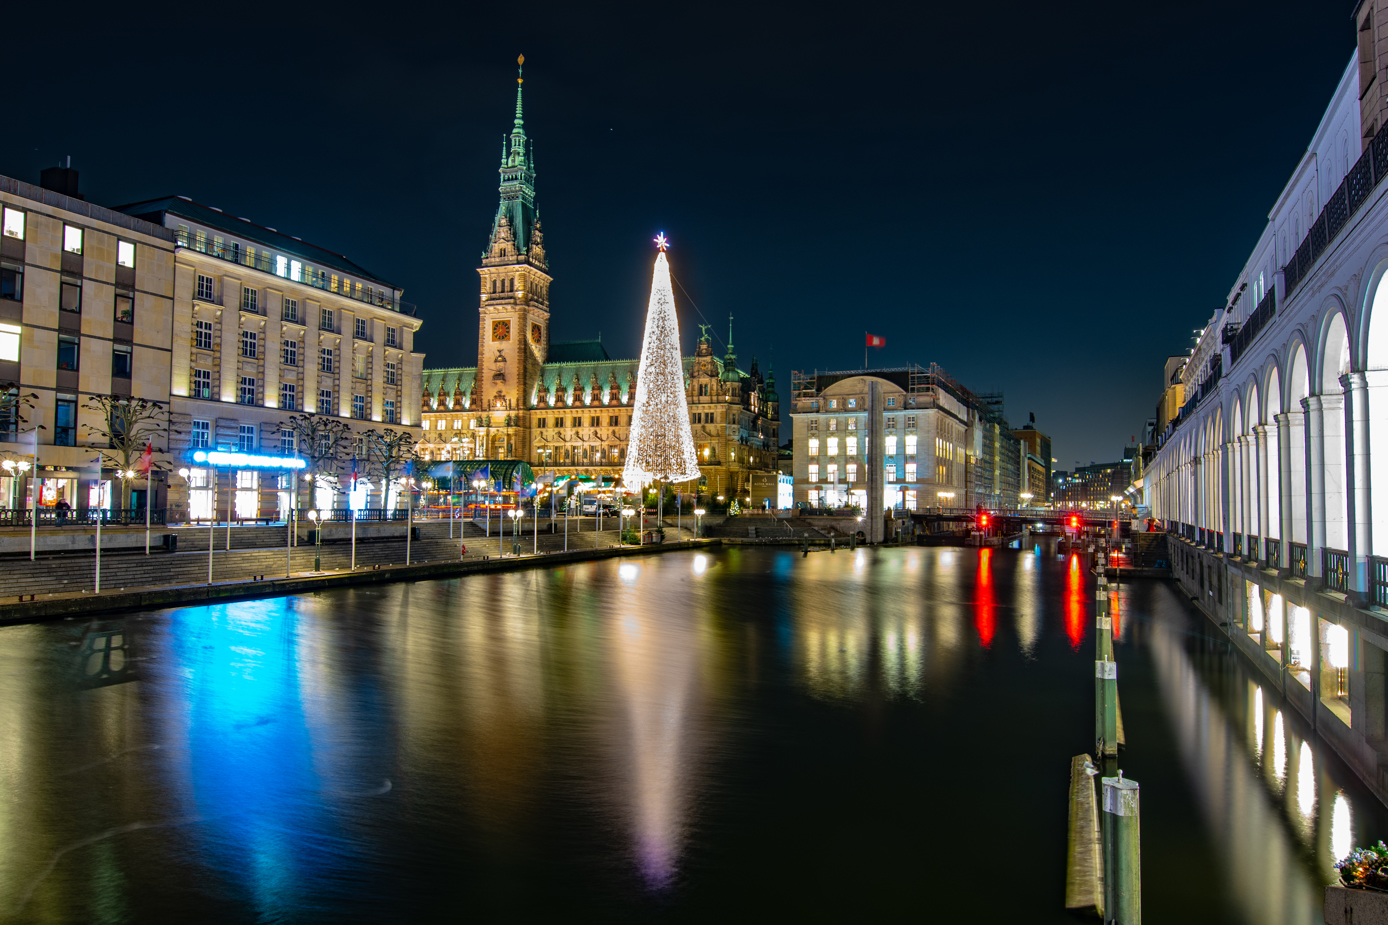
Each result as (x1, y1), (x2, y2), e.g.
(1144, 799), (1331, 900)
(492, 320), (511, 342)
(531, 323), (542, 345)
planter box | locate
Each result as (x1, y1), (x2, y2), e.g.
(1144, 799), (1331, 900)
(1326, 884), (1388, 924)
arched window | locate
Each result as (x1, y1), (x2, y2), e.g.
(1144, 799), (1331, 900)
(491, 279), (497, 293)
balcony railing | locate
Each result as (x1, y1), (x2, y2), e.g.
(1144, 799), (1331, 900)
(1290, 542), (1308, 579)
(174, 229), (417, 317)
(1323, 547), (1351, 593)
(1233, 533), (1243, 558)
(1247, 534), (1260, 563)
(1285, 122), (1388, 296)
(1216, 532), (1224, 552)
(1371, 556), (1388, 609)
(1265, 537), (1280, 569)
(0, 508), (168, 527)
(1228, 289), (1277, 367)
(314, 508), (411, 523)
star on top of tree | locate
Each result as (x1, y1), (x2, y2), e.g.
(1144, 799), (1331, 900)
(654, 232), (670, 252)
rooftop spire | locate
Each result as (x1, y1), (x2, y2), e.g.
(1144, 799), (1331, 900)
(513, 54), (525, 135)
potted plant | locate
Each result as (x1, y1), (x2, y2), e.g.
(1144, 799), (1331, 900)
(1327, 842), (1388, 924)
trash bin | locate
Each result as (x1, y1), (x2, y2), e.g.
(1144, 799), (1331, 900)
(162, 533), (178, 553)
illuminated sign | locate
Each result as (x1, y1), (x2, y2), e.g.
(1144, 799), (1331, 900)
(192, 450), (306, 469)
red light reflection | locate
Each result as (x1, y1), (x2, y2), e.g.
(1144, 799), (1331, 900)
(975, 548), (995, 648)
(1065, 554), (1085, 649)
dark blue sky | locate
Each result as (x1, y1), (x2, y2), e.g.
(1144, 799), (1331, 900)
(3, 1), (1352, 465)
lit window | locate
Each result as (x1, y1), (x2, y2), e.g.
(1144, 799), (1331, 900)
(828, 400), (837, 409)
(885, 435), (897, 455)
(827, 464), (838, 482)
(63, 225), (82, 254)
(828, 419), (838, 431)
(421, 420), (431, 431)
(2, 208), (24, 239)
(192, 368), (212, 398)
(846, 464), (857, 483)
(887, 464), (898, 481)
(827, 437), (839, 456)
(905, 435), (918, 454)
(847, 419), (857, 430)
(191, 420), (210, 448)
(847, 398), (857, 409)
(115, 290), (133, 322)
(808, 464), (819, 482)
(905, 463), (917, 481)
(290, 260), (302, 282)
(276, 255), (288, 278)
(846, 437), (858, 456)
(0, 322), (19, 362)
(354, 354), (368, 379)
(117, 241), (135, 268)
(808, 438), (819, 457)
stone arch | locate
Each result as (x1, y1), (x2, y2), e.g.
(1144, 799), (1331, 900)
(1364, 255), (1388, 554)
(1264, 362), (1283, 541)
(1320, 311), (1352, 549)
(1232, 396), (1245, 535)
(1287, 342), (1310, 544)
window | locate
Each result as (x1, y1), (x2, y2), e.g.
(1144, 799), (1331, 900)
(828, 400), (837, 409)
(196, 274), (214, 301)
(192, 368), (212, 399)
(117, 241), (135, 268)
(886, 417), (897, 429)
(290, 260), (302, 282)
(609, 415), (619, 426)
(353, 354), (368, 379)
(276, 255), (289, 278)
(847, 419), (857, 430)
(827, 437), (839, 456)
(318, 389), (334, 415)
(282, 339), (298, 367)
(808, 438), (819, 456)
(115, 290), (133, 323)
(60, 278), (81, 312)
(886, 396), (896, 407)
(385, 326), (398, 347)
(384, 361), (397, 386)
(62, 225), (82, 254)
(384, 399), (396, 424)
(57, 335), (79, 370)
(280, 428), (295, 455)
(2, 208), (23, 239)
(238, 376), (256, 405)
(847, 398), (857, 409)
(905, 463), (917, 481)
(355, 317), (368, 339)
(280, 382), (297, 411)
(240, 330), (257, 358)
(887, 464), (898, 481)
(827, 464), (839, 482)
(238, 424), (257, 452)
(320, 307), (334, 331)
(195, 319), (213, 350)
(0, 322), (18, 361)
(846, 436), (858, 456)
(808, 418), (818, 432)
(846, 464), (857, 483)
(353, 394), (366, 419)
(422, 419), (432, 431)
(241, 287), (258, 313)
(111, 343), (132, 379)
(808, 464), (819, 482)
(572, 416), (581, 427)
(282, 297), (299, 322)
(885, 435), (897, 455)
(905, 435), (918, 455)
(0, 262), (21, 301)
(905, 416), (916, 428)
(55, 394), (77, 446)
(320, 347), (334, 373)
(191, 419), (210, 449)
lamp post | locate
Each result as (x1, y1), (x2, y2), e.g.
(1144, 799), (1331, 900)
(621, 507), (635, 545)
(307, 509), (322, 571)
(1020, 491), (1033, 510)
(509, 507), (523, 556)
(694, 507), (706, 538)
(406, 476), (415, 566)
(2, 458), (30, 512)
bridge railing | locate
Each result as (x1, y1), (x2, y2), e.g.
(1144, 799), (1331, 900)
(1290, 542), (1309, 579)
(1265, 537), (1280, 570)
(1323, 548), (1350, 593)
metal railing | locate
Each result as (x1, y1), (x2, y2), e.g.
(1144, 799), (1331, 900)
(1233, 533), (1243, 557)
(1247, 534), (1259, 563)
(313, 508), (411, 523)
(1286, 124), (1388, 296)
(1228, 289), (1277, 367)
(1371, 556), (1388, 609)
(1290, 542), (1308, 579)
(1323, 547), (1351, 593)
(1265, 537), (1279, 569)
(0, 508), (168, 527)
(174, 228), (416, 316)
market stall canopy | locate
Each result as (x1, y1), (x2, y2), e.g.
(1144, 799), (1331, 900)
(425, 459), (536, 494)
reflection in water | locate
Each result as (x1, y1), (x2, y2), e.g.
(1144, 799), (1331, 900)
(974, 549), (996, 649)
(1333, 793), (1353, 864)
(1065, 554), (1086, 650)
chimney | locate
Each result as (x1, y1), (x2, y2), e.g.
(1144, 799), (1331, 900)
(39, 157), (83, 200)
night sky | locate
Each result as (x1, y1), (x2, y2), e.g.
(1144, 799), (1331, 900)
(3, 1), (1352, 467)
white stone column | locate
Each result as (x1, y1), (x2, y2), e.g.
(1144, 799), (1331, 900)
(1304, 395), (1326, 576)
(1344, 372), (1372, 591)
(1255, 425), (1270, 553)
(1219, 440), (1231, 552)
(1277, 412), (1294, 566)
(1239, 434), (1252, 550)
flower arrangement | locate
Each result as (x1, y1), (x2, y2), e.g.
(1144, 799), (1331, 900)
(1337, 842), (1388, 891)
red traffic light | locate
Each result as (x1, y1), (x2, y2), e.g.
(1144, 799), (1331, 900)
(1069, 514), (1080, 528)
(979, 513), (989, 527)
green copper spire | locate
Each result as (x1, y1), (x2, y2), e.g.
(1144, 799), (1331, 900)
(486, 54), (539, 261)
(513, 55), (525, 136)
(721, 313), (740, 383)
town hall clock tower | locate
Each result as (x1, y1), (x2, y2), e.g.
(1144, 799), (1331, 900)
(477, 55), (551, 459)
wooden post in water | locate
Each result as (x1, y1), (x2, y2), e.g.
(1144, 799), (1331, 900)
(1102, 774), (1141, 924)
(1095, 571), (1119, 758)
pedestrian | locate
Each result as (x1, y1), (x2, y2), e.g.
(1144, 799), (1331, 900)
(459, 543), (467, 559)
(54, 498), (71, 526)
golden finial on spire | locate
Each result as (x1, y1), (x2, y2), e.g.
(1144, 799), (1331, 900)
(517, 54), (524, 83)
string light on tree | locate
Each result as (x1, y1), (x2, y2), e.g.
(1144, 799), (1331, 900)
(622, 233), (701, 492)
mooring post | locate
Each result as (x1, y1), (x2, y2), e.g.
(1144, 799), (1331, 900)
(1095, 572), (1117, 756)
(1102, 774), (1141, 924)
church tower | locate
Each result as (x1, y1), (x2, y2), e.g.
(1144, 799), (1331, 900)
(477, 55), (552, 458)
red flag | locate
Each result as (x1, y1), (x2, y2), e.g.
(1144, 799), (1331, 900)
(135, 441), (154, 474)
(866, 333), (886, 348)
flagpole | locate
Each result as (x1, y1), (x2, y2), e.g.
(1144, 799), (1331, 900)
(864, 332), (867, 371)
(144, 473), (151, 555)
(29, 438), (38, 562)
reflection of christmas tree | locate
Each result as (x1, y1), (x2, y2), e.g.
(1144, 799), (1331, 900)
(623, 234), (701, 491)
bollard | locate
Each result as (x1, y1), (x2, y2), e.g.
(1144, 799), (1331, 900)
(1095, 572), (1116, 756)
(831, 537), (836, 553)
(1101, 774), (1141, 924)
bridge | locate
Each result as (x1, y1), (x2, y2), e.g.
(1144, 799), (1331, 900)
(907, 508), (1125, 530)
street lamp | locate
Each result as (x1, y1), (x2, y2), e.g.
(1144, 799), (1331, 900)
(2, 458), (32, 510)
(621, 507), (635, 545)
(509, 507), (523, 555)
(694, 507), (706, 538)
(307, 509), (322, 571)
(1020, 491), (1033, 509)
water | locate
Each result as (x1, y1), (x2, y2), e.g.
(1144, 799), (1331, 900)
(0, 541), (1382, 923)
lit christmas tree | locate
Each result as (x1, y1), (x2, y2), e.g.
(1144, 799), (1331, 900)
(622, 233), (702, 492)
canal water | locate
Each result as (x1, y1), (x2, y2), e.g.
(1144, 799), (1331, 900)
(0, 541), (1382, 923)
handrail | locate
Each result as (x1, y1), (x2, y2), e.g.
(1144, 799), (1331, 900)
(1323, 547), (1350, 593)
(1290, 542), (1308, 579)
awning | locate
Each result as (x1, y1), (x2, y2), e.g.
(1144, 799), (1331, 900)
(425, 459), (536, 493)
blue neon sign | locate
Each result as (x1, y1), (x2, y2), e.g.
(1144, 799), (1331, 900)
(192, 450), (307, 469)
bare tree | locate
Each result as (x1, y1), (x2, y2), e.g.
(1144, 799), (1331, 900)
(287, 412), (349, 509)
(81, 396), (174, 508)
(364, 427), (420, 510)
(0, 383), (39, 441)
